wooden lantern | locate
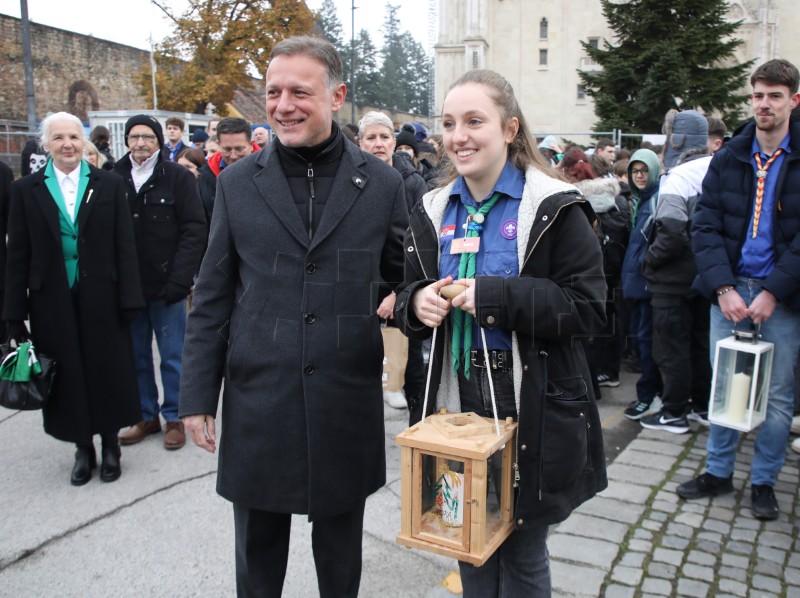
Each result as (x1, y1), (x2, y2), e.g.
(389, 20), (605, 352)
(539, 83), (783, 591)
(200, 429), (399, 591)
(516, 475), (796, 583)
(708, 328), (774, 432)
(396, 409), (518, 566)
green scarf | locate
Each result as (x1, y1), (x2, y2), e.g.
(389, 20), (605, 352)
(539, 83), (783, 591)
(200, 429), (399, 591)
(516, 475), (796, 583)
(451, 191), (503, 379)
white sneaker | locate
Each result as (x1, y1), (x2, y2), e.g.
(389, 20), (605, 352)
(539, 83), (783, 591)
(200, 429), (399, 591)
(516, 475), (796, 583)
(792, 437), (800, 454)
(792, 416), (800, 435)
(384, 391), (408, 409)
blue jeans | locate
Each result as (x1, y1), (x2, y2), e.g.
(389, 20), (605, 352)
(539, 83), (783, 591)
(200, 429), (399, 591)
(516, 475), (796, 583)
(706, 278), (800, 486)
(631, 299), (662, 403)
(130, 298), (186, 423)
(457, 367), (550, 597)
(459, 522), (551, 598)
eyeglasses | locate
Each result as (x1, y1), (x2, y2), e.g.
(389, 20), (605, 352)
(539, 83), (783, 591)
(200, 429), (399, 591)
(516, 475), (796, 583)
(220, 146), (249, 156)
(631, 168), (648, 176)
(128, 134), (157, 143)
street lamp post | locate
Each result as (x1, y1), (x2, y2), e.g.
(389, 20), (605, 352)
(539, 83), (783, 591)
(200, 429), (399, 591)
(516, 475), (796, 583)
(20, 0), (36, 133)
(351, 0), (357, 124)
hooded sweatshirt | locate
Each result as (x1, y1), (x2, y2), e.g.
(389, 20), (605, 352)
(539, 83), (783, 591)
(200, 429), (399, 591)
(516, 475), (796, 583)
(621, 149), (661, 300)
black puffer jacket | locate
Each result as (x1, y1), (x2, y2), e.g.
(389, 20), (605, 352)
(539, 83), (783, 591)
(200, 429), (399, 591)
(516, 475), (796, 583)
(693, 120), (800, 308)
(114, 153), (207, 300)
(394, 166), (607, 530)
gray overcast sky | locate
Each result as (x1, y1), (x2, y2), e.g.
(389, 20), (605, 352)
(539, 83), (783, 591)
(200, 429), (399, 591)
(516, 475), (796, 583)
(0, 0), (431, 52)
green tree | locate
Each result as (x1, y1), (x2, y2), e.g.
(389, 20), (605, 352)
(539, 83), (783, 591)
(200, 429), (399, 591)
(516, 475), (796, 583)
(315, 0), (343, 48)
(375, 4), (408, 111)
(401, 36), (433, 116)
(344, 29), (381, 108)
(140, 0), (314, 115)
(578, 0), (752, 134)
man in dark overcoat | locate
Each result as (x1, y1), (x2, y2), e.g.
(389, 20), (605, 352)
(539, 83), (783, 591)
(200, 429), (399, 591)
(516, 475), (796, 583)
(179, 36), (407, 597)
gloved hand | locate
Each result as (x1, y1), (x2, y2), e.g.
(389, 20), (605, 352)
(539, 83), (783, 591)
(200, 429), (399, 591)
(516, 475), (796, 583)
(4, 321), (30, 344)
(163, 282), (189, 306)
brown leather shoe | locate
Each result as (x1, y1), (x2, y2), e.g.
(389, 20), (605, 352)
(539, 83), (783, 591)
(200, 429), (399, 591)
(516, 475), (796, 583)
(164, 421), (186, 450)
(118, 419), (162, 446)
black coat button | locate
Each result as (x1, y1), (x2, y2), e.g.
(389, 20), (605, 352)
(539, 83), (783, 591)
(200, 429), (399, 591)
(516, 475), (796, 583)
(303, 364), (314, 375)
(306, 263), (316, 274)
(304, 313), (316, 324)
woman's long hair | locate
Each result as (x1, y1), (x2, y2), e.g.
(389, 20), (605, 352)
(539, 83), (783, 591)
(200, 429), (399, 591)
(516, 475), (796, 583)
(437, 69), (562, 187)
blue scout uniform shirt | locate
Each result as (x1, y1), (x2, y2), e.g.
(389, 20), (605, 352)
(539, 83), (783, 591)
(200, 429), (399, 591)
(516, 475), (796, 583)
(737, 133), (791, 279)
(439, 161), (523, 350)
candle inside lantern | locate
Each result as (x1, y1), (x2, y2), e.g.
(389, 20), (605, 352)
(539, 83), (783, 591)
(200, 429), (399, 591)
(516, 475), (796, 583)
(728, 372), (751, 423)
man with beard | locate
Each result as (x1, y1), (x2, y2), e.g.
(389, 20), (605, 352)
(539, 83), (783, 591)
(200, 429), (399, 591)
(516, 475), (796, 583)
(681, 59), (800, 521)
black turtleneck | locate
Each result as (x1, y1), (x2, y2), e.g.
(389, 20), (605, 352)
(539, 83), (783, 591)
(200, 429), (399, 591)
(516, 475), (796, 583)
(274, 123), (345, 239)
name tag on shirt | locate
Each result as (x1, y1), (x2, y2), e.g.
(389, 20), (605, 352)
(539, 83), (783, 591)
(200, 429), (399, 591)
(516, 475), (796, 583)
(451, 237), (480, 254)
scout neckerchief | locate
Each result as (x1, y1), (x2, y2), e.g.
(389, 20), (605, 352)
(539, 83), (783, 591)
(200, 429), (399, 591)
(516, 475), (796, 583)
(452, 191), (503, 379)
(752, 149), (784, 238)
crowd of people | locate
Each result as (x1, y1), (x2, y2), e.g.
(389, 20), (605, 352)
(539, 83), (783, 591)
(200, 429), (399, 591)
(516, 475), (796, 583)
(1, 34), (799, 597)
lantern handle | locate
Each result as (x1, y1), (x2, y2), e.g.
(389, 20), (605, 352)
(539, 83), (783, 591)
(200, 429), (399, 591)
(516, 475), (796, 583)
(420, 326), (438, 425)
(479, 328), (503, 436)
(732, 320), (761, 344)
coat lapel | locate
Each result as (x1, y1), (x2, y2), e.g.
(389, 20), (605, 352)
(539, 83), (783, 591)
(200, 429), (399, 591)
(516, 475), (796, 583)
(31, 169), (63, 244)
(252, 148), (310, 248)
(309, 144), (366, 252)
(77, 166), (102, 232)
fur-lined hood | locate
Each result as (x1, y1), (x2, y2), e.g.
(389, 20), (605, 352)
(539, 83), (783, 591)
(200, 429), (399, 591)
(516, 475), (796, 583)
(422, 166), (580, 269)
(574, 177), (620, 214)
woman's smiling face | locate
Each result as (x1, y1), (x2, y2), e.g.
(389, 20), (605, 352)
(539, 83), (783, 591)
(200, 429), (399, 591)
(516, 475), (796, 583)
(442, 83), (516, 196)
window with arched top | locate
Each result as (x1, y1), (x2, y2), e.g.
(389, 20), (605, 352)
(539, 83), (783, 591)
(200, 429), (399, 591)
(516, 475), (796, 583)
(540, 18), (548, 39)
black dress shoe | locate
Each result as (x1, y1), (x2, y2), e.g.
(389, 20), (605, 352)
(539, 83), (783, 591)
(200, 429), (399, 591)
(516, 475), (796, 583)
(70, 445), (97, 486)
(100, 437), (122, 483)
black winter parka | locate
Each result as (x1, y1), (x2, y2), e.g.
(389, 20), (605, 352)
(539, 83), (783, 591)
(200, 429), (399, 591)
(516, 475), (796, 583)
(693, 120), (800, 308)
(394, 166), (608, 529)
(114, 153), (206, 300)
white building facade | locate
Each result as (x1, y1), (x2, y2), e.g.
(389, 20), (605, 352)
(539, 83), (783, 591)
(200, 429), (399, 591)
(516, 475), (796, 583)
(434, 0), (798, 140)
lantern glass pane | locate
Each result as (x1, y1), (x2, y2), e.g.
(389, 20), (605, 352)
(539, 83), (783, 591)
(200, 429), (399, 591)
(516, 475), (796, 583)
(711, 346), (756, 423)
(419, 454), (466, 544)
(485, 446), (511, 543)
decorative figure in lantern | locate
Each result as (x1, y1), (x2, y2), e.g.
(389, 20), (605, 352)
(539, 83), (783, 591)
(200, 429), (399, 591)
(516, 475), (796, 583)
(393, 68), (607, 594)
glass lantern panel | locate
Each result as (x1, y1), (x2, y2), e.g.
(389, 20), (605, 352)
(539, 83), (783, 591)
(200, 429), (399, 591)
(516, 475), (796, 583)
(711, 346), (758, 424)
(484, 444), (511, 549)
(752, 348), (773, 422)
(418, 453), (467, 547)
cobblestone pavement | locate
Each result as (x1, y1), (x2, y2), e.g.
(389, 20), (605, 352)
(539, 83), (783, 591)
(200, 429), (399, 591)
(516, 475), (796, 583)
(548, 424), (799, 597)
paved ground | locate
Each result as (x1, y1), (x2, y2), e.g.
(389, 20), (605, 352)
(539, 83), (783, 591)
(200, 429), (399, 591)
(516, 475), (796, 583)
(1, 365), (797, 597)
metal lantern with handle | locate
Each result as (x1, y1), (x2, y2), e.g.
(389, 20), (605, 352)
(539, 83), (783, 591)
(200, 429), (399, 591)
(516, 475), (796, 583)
(708, 323), (773, 432)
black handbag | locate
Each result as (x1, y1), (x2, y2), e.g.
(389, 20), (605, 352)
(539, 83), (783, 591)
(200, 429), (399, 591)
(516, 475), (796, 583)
(0, 342), (57, 410)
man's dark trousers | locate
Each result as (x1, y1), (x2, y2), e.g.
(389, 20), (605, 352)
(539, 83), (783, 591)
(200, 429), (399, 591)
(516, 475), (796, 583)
(233, 501), (366, 598)
(652, 293), (711, 415)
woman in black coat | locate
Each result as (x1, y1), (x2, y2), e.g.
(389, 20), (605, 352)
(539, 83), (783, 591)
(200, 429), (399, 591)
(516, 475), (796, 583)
(3, 112), (144, 486)
(394, 70), (607, 597)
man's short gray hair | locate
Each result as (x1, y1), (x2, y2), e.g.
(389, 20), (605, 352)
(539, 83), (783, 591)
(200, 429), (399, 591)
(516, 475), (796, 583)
(358, 111), (394, 138)
(269, 36), (344, 91)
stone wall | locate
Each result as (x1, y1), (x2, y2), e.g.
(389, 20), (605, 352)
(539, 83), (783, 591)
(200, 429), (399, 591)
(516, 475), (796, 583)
(0, 14), (149, 123)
